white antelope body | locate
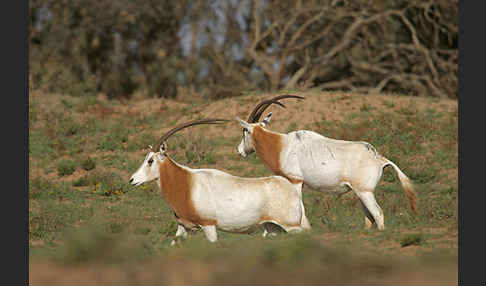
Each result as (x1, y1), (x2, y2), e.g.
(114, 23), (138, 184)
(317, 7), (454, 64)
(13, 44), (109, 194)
(130, 119), (307, 244)
(237, 95), (418, 230)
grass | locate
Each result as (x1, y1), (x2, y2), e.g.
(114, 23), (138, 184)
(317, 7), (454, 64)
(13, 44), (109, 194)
(96, 125), (129, 151)
(29, 91), (457, 284)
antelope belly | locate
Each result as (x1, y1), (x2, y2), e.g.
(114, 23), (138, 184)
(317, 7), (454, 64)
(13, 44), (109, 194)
(191, 185), (267, 232)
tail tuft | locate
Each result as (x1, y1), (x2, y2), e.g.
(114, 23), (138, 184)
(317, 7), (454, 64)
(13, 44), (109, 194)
(385, 160), (418, 215)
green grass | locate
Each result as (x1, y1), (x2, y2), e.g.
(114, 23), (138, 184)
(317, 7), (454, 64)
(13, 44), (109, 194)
(29, 129), (55, 158)
(29, 92), (457, 275)
(96, 125), (129, 151)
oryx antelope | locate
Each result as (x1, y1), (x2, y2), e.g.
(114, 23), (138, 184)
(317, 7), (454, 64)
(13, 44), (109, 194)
(130, 119), (308, 244)
(236, 95), (418, 230)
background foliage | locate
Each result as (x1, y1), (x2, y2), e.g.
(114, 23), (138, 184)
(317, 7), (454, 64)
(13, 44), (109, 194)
(29, 0), (457, 99)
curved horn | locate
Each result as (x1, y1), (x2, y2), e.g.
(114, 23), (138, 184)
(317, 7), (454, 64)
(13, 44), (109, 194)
(251, 100), (286, 123)
(247, 94), (305, 123)
(247, 99), (286, 123)
(153, 118), (229, 151)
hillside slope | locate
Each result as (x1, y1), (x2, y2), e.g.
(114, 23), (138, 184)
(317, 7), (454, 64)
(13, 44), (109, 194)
(29, 90), (458, 285)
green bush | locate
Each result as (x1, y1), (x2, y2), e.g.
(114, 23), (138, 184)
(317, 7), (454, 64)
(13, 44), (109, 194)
(57, 160), (77, 176)
(400, 233), (425, 247)
(81, 157), (96, 171)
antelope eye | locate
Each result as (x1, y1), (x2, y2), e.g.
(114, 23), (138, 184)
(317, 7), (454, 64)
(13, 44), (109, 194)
(147, 158), (154, 166)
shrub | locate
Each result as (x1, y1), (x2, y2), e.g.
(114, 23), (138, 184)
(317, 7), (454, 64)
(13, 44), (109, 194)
(81, 157), (96, 171)
(57, 160), (77, 176)
(400, 233), (425, 247)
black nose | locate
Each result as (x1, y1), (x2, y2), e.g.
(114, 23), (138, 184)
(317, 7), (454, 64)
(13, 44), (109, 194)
(129, 178), (133, 183)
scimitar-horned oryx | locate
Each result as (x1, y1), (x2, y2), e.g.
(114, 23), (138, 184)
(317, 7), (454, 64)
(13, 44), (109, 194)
(236, 95), (417, 230)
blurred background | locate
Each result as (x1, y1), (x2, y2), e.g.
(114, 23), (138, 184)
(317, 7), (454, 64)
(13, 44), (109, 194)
(29, 0), (457, 100)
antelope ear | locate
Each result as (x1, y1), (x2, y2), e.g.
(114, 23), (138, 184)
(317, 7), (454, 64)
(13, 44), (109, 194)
(261, 112), (272, 127)
(160, 142), (167, 153)
(236, 117), (252, 131)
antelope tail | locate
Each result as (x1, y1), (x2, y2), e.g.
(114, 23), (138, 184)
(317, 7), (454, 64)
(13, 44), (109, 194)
(384, 159), (418, 215)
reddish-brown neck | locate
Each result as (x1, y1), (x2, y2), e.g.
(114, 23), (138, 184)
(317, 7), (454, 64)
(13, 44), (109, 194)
(158, 157), (215, 226)
(252, 126), (303, 185)
(252, 126), (284, 176)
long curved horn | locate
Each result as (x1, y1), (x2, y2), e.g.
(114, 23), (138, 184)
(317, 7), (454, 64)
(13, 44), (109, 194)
(152, 118), (229, 151)
(252, 100), (287, 123)
(247, 99), (286, 123)
(247, 95), (305, 123)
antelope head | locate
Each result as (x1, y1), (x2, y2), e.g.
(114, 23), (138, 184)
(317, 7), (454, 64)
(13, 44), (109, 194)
(130, 119), (229, 186)
(237, 95), (304, 157)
